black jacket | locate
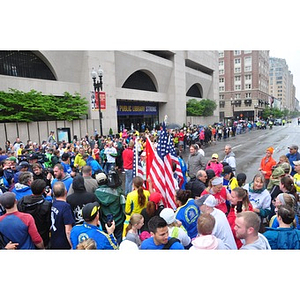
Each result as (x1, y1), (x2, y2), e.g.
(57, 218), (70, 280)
(17, 194), (52, 247)
(185, 178), (206, 198)
(66, 175), (98, 224)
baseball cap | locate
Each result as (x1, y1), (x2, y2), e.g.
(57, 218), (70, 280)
(95, 172), (107, 185)
(82, 202), (100, 222)
(149, 192), (163, 204)
(211, 153), (218, 159)
(195, 194), (218, 207)
(29, 153), (39, 160)
(0, 192), (16, 209)
(159, 208), (176, 225)
(16, 161), (29, 171)
(288, 145), (298, 150)
(221, 165), (233, 176)
(294, 160), (300, 166)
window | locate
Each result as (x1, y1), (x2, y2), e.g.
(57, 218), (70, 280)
(234, 58), (241, 64)
(219, 60), (224, 66)
(245, 65), (252, 72)
(245, 93), (251, 98)
(219, 95), (224, 100)
(235, 93), (241, 99)
(219, 69), (224, 75)
(234, 67), (241, 73)
(235, 76), (241, 82)
(245, 74), (252, 81)
(234, 50), (241, 55)
(244, 56), (252, 64)
(244, 50), (252, 54)
(235, 85), (241, 90)
(219, 51), (224, 57)
(219, 77), (225, 83)
(219, 86), (225, 92)
(245, 84), (252, 89)
(0, 51), (56, 80)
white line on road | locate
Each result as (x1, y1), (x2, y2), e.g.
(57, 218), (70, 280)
(232, 144), (242, 150)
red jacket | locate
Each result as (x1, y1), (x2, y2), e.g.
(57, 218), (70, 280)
(227, 203), (253, 249)
(122, 147), (134, 169)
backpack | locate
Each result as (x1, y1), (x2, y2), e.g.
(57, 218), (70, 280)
(162, 237), (180, 249)
(107, 169), (122, 188)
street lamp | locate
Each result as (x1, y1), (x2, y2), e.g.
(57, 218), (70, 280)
(91, 65), (103, 137)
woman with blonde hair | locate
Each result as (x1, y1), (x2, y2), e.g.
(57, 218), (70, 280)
(123, 213), (144, 247)
(122, 176), (150, 237)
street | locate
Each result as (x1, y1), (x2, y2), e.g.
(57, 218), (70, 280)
(181, 118), (299, 182)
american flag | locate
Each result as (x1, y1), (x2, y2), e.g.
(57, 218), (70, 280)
(133, 138), (144, 179)
(146, 122), (183, 209)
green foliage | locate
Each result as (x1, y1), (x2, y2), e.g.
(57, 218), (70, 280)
(109, 128), (113, 135)
(186, 98), (217, 116)
(262, 107), (283, 119)
(0, 88), (89, 122)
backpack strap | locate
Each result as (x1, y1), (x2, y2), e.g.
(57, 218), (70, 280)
(162, 237), (180, 250)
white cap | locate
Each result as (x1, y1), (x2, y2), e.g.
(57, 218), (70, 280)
(160, 208), (176, 225)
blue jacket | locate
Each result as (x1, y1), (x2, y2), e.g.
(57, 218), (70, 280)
(86, 156), (103, 175)
(12, 184), (32, 201)
(70, 222), (118, 250)
(174, 198), (200, 239)
(52, 174), (73, 192)
(286, 152), (300, 176)
(263, 227), (300, 249)
(140, 236), (184, 250)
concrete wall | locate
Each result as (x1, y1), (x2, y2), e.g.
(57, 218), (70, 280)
(0, 119), (102, 149)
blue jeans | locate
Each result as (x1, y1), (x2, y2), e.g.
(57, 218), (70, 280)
(124, 169), (133, 196)
(105, 162), (115, 174)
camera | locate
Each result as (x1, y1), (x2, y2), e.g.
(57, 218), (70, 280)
(45, 186), (51, 194)
(106, 213), (114, 227)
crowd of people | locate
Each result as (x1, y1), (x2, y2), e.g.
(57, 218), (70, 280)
(1, 121), (300, 250)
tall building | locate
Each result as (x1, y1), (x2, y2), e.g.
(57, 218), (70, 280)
(269, 57), (296, 111)
(0, 50), (219, 134)
(218, 50), (270, 123)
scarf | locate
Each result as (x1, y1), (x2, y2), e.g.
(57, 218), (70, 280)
(248, 181), (265, 194)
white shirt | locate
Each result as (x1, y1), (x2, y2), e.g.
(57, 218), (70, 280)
(211, 208), (237, 250)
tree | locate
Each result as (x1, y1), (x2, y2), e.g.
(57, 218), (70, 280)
(186, 98), (217, 116)
(0, 89), (89, 122)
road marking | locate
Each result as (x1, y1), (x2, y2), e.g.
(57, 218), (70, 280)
(232, 144), (242, 150)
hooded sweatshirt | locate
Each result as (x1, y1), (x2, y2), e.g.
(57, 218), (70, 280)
(17, 194), (52, 246)
(66, 175), (98, 225)
(240, 233), (271, 250)
(12, 183), (32, 200)
(189, 235), (226, 250)
(223, 151), (236, 171)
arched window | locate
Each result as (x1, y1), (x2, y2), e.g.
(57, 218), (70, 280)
(122, 70), (157, 92)
(186, 83), (203, 98)
(0, 51), (56, 80)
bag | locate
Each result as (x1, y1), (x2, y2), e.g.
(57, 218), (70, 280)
(162, 237), (180, 250)
(107, 169), (122, 188)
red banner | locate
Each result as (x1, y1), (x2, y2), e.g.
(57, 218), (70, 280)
(95, 91), (106, 110)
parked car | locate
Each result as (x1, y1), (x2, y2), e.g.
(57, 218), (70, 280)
(274, 118), (282, 125)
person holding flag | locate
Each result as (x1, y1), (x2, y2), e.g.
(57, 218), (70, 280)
(145, 116), (184, 210)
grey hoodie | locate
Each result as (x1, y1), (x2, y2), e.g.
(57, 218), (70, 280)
(240, 233), (271, 250)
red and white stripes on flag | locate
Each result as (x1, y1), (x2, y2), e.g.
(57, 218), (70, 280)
(146, 124), (183, 210)
(133, 139), (144, 179)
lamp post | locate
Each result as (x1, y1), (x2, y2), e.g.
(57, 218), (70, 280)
(91, 65), (103, 137)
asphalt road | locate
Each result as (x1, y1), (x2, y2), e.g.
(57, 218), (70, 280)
(119, 118), (299, 189)
(181, 118), (299, 182)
